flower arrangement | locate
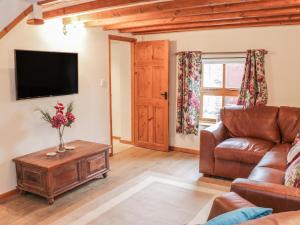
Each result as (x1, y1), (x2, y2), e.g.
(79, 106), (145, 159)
(40, 102), (76, 152)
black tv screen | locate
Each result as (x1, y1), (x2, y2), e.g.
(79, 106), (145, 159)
(15, 50), (78, 100)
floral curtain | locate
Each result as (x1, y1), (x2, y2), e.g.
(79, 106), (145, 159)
(237, 49), (268, 108)
(176, 52), (202, 135)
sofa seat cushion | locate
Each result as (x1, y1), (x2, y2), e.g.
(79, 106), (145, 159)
(248, 167), (285, 184)
(270, 143), (291, 153)
(215, 138), (274, 164)
(256, 144), (290, 171)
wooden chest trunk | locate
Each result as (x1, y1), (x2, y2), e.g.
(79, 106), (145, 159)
(13, 140), (110, 204)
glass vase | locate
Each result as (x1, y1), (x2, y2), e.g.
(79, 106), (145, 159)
(57, 133), (65, 153)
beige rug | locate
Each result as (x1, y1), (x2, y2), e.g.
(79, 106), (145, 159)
(51, 172), (228, 225)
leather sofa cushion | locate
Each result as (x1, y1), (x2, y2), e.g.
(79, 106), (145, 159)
(215, 159), (255, 179)
(221, 106), (280, 143)
(278, 106), (300, 143)
(269, 143), (291, 153)
(215, 138), (274, 164)
(240, 211), (300, 225)
(256, 144), (290, 171)
(248, 167), (285, 184)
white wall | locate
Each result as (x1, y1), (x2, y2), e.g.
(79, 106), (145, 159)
(111, 40), (132, 141)
(0, 0), (30, 31)
(111, 41), (122, 137)
(140, 25), (300, 150)
(0, 19), (115, 194)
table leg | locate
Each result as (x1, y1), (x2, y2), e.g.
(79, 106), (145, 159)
(19, 190), (27, 195)
(48, 197), (54, 205)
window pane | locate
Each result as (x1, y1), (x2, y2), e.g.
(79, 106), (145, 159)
(225, 63), (244, 89)
(203, 95), (223, 119)
(224, 96), (238, 107)
(203, 64), (223, 88)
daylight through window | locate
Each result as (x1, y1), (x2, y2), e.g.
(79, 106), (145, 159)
(200, 58), (245, 123)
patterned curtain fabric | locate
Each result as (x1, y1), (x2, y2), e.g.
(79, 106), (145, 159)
(176, 52), (202, 135)
(238, 49), (268, 108)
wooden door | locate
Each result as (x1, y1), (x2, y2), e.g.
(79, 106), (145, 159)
(134, 40), (169, 151)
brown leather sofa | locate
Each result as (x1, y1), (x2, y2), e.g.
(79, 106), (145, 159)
(200, 106), (300, 212)
(208, 192), (300, 225)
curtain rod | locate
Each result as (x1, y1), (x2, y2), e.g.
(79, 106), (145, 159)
(175, 51), (268, 55)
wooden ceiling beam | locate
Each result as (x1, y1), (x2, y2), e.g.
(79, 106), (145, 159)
(79, 0), (300, 27)
(43, 0), (157, 19)
(120, 14), (300, 33)
(98, 6), (300, 30)
(132, 19), (300, 35)
(63, 0), (260, 25)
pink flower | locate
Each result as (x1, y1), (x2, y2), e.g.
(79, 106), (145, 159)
(51, 113), (68, 128)
(54, 103), (65, 114)
(66, 112), (76, 123)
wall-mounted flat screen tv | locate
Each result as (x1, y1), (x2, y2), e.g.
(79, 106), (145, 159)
(15, 50), (78, 100)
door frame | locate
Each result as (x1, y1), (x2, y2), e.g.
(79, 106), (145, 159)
(108, 34), (137, 156)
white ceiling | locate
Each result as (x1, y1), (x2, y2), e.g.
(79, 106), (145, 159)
(0, 0), (30, 31)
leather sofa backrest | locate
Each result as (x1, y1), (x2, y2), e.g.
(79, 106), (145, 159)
(278, 106), (300, 143)
(221, 106), (281, 143)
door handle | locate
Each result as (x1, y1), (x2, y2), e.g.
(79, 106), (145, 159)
(160, 92), (168, 100)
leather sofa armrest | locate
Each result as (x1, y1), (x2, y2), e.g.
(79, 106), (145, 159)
(200, 122), (228, 175)
(240, 211), (300, 225)
(208, 192), (256, 221)
(231, 178), (300, 213)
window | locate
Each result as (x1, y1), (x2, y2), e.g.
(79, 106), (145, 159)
(200, 58), (245, 123)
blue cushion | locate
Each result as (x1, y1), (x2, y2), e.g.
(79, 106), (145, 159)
(204, 207), (273, 225)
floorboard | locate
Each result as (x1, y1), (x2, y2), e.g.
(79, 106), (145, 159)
(0, 147), (231, 225)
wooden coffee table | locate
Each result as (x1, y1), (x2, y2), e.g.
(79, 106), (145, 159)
(13, 140), (111, 204)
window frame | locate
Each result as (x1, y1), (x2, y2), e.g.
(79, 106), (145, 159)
(200, 59), (244, 124)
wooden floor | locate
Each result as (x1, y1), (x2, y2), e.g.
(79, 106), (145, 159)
(0, 147), (231, 225)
